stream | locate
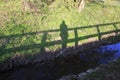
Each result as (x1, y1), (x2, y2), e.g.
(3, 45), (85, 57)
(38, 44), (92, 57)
(96, 42), (120, 64)
(0, 42), (120, 80)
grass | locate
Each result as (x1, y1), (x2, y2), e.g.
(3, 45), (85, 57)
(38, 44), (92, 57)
(86, 71), (104, 80)
(84, 59), (120, 80)
(0, 0), (120, 62)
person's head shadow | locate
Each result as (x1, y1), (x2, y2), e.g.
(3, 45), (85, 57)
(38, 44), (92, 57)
(60, 20), (68, 49)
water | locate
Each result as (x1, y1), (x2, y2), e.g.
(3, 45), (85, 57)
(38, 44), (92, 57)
(95, 42), (120, 64)
(77, 42), (120, 65)
(0, 55), (92, 80)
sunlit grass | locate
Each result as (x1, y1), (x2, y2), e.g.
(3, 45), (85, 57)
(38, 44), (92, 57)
(0, 0), (120, 62)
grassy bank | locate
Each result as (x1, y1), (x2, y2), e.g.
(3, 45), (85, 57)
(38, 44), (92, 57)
(0, 0), (120, 62)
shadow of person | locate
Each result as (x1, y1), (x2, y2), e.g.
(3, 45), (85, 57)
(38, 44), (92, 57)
(60, 20), (68, 49)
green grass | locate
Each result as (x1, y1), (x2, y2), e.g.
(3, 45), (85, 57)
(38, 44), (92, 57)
(0, 0), (120, 62)
(83, 59), (120, 80)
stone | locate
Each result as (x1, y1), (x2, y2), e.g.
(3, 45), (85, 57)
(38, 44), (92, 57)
(59, 75), (77, 80)
(86, 69), (95, 73)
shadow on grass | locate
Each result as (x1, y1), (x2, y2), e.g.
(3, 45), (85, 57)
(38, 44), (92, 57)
(0, 21), (120, 58)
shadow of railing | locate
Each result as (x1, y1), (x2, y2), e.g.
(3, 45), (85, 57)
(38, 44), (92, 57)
(0, 22), (120, 57)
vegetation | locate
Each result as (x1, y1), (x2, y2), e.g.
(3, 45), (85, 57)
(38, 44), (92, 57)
(0, 0), (120, 62)
(84, 59), (120, 80)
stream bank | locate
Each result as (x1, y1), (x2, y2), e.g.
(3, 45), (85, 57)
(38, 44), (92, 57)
(59, 58), (120, 80)
(0, 35), (120, 80)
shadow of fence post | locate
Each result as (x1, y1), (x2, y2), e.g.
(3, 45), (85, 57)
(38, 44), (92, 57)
(41, 32), (47, 53)
(96, 26), (101, 41)
(74, 28), (78, 46)
(113, 24), (118, 36)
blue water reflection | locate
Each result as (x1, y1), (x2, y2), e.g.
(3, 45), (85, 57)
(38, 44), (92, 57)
(95, 42), (120, 64)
